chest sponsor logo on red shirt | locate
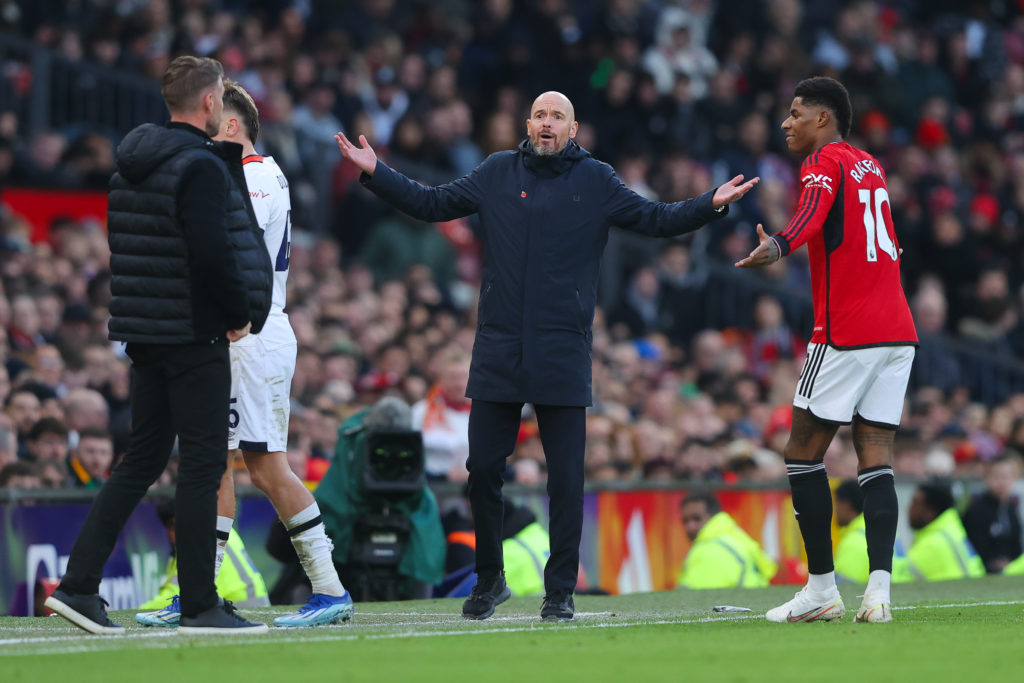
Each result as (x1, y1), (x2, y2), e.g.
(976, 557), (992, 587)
(802, 173), (833, 193)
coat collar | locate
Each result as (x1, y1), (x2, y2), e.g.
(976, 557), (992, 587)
(518, 138), (590, 177)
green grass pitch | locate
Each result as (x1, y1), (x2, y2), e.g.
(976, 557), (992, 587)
(2, 577), (1023, 682)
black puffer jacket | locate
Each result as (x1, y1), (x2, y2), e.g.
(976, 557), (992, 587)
(107, 123), (272, 343)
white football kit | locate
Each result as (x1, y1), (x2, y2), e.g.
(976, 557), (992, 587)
(229, 155), (296, 453)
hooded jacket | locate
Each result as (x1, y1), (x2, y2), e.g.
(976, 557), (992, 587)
(362, 139), (727, 406)
(107, 122), (272, 344)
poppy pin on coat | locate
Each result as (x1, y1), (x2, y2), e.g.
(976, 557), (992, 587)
(521, 191), (527, 198)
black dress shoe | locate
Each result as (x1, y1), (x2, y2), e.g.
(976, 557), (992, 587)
(540, 591), (575, 622)
(44, 588), (123, 635)
(462, 572), (511, 620)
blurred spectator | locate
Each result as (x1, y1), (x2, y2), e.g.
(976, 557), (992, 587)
(961, 452), (1023, 573)
(66, 427), (114, 489)
(0, 461), (43, 489)
(676, 490), (777, 589)
(7, 294), (45, 352)
(746, 295), (800, 382)
(292, 80), (343, 149)
(410, 350), (471, 482)
(36, 458), (69, 488)
(25, 417), (68, 464)
(654, 241), (704, 349)
(62, 386), (109, 446)
(4, 387), (40, 459)
(910, 285), (960, 394)
(361, 66), (409, 147)
(958, 269), (1016, 345)
(608, 267), (662, 339)
(894, 480), (985, 582)
(643, 22), (718, 97)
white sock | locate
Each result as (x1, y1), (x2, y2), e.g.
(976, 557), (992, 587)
(807, 571), (836, 593)
(864, 569), (891, 604)
(285, 503), (345, 597)
(214, 516), (233, 580)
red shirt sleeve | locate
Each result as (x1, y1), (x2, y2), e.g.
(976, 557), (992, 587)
(773, 151), (841, 256)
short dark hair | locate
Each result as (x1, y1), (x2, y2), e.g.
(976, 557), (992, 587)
(0, 461), (37, 487)
(918, 479), (955, 516)
(20, 381), (58, 403)
(835, 479), (864, 513)
(78, 427), (113, 444)
(794, 76), (852, 139)
(682, 489), (721, 515)
(161, 55), (224, 114)
(223, 78), (260, 143)
(4, 386), (39, 407)
(27, 417), (68, 441)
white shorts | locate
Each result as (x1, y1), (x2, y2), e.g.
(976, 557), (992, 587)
(793, 342), (915, 429)
(228, 315), (296, 453)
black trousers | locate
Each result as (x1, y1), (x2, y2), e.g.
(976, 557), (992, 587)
(60, 340), (231, 617)
(467, 400), (585, 594)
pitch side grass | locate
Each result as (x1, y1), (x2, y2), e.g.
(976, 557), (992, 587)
(2, 577), (1023, 682)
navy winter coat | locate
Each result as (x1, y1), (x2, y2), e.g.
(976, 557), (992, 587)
(361, 140), (728, 406)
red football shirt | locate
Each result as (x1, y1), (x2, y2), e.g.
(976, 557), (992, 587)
(773, 141), (918, 348)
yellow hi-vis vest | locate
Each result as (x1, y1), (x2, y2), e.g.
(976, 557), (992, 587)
(835, 514), (868, 584)
(677, 512), (777, 589)
(139, 528), (270, 609)
(893, 508), (985, 582)
(502, 522), (549, 597)
(1002, 552), (1024, 575)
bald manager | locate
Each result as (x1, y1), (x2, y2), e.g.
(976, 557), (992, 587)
(336, 92), (758, 621)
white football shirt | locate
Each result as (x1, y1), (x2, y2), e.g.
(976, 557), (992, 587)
(242, 154), (290, 315)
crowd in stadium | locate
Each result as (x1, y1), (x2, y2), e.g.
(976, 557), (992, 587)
(3, 0), (1024, 492)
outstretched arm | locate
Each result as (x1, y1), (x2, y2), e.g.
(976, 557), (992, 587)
(607, 170), (759, 238)
(335, 131), (483, 222)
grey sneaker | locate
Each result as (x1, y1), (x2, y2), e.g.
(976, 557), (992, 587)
(178, 600), (269, 635)
(44, 588), (124, 635)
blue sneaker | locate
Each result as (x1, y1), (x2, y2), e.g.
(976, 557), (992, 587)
(273, 593), (354, 628)
(136, 595), (181, 628)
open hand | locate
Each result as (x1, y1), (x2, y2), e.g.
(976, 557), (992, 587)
(713, 174), (760, 208)
(734, 224), (781, 269)
(334, 132), (378, 176)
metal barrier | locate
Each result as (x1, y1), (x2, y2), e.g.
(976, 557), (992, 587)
(1, 34), (166, 139)
(1, 34), (336, 229)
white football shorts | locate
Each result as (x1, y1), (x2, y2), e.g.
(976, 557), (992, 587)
(793, 342), (915, 429)
(228, 315), (296, 453)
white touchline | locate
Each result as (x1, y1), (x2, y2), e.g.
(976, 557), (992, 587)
(2, 600), (1021, 656)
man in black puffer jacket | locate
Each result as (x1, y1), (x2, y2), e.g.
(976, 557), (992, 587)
(46, 56), (271, 636)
